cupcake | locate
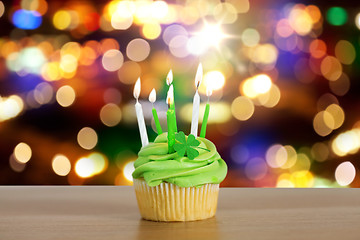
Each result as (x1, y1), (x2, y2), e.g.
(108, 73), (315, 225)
(132, 132), (227, 222)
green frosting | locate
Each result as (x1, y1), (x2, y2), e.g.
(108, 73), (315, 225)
(132, 133), (227, 187)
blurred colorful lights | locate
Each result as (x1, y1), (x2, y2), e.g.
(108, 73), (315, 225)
(56, 85), (76, 107)
(88, 152), (108, 175)
(74, 152), (108, 178)
(231, 96), (254, 121)
(355, 13), (360, 30)
(102, 49), (124, 71)
(245, 157), (268, 181)
(9, 154), (26, 173)
(6, 47), (46, 75)
(20, 0), (48, 15)
(100, 103), (122, 127)
(0, 1), (4, 18)
(320, 56), (342, 81)
(75, 157), (95, 178)
(266, 144), (287, 168)
(241, 28), (260, 47)
(213, 3), (238, 24)
(142, 22), (162, 40)
(77, 127), (98, 150)
(111, 11), (133, 30)
(241, 74), (273, 99)
(332, 129), (360, 157)
(0, 95), (23, 121)
(181, 102), (232, 124)
(288, 7), (313, 36)
(123, 160), (135, 182)
(335, 161), (356, 186)
(52, 154), (71, 176)
(12, 9), (42, 30)
(34, 82), (54, 105)
(198, 24), (225, 47)
(14, 142), (32, 164)
(311, 142), (329, 162)
(313, 104), (345, 137)
(203, 71), (225, 91)
(53, 10), (72, 30)
(326, 7), (347, 26)
(126, 38), (150, 62)
(276, 171), (315, 188)
(334, 40), (356, 65)
(309, 39), (327, 59)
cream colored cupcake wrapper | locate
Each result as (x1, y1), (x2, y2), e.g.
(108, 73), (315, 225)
(133, 178), (219, 222)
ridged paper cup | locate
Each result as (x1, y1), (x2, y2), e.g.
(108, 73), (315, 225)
(133, 178), (219, 222)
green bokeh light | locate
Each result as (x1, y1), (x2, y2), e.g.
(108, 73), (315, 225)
(326, 7), (347, 26)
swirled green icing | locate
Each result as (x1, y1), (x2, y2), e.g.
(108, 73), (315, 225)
(132, 133), (227, 187)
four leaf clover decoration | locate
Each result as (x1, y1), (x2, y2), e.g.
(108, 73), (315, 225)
(174, 131), (200, 160)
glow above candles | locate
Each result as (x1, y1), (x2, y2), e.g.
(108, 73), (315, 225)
(166, 85), (176, 153)
(190, 63), (203, 137)
(149, 88), (163, 134)
(200, 87), (212, 138)
(133, 78), (149, 147)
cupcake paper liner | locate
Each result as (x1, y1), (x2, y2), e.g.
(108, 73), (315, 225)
(133, 178), (219, 222)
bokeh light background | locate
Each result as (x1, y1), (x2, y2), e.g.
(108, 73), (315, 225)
(0, 0), (359, 187)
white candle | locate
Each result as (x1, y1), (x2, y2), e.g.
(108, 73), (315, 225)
(133, 78), (149, 147)
(190, 63), (203, 137)
(166, 69), (178, 132)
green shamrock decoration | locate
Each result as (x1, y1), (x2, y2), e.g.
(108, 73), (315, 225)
(174, 131), (200, 160)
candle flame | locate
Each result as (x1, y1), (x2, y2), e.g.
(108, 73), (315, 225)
(206, 86), (213, 97)
(166, 85), (174, 105)
(195, 63), (203, 89)
(149, 88), (156, 103)
(166, 69), (173, 85)
(133, 77), (141, 99)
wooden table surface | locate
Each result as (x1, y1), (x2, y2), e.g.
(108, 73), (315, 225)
(0, 187), (359, 240)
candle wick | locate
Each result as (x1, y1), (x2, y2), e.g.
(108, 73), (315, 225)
(136, 98), (139, 104)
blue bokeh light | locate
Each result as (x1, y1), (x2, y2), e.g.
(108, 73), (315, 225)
(12, 9), (42, 30)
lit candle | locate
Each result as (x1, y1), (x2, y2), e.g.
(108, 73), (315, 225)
(166, 69), (173, 86)
(166, 69), (178, 132)
(200, 87), (212, 138)
(149, 88), (163, 135)
(133, 78), (149, 147)
(190, 63), (203, 137)
(166, 85), (176, 153)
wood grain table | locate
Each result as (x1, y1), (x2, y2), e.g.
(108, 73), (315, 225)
(0, 187), (359, 240)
